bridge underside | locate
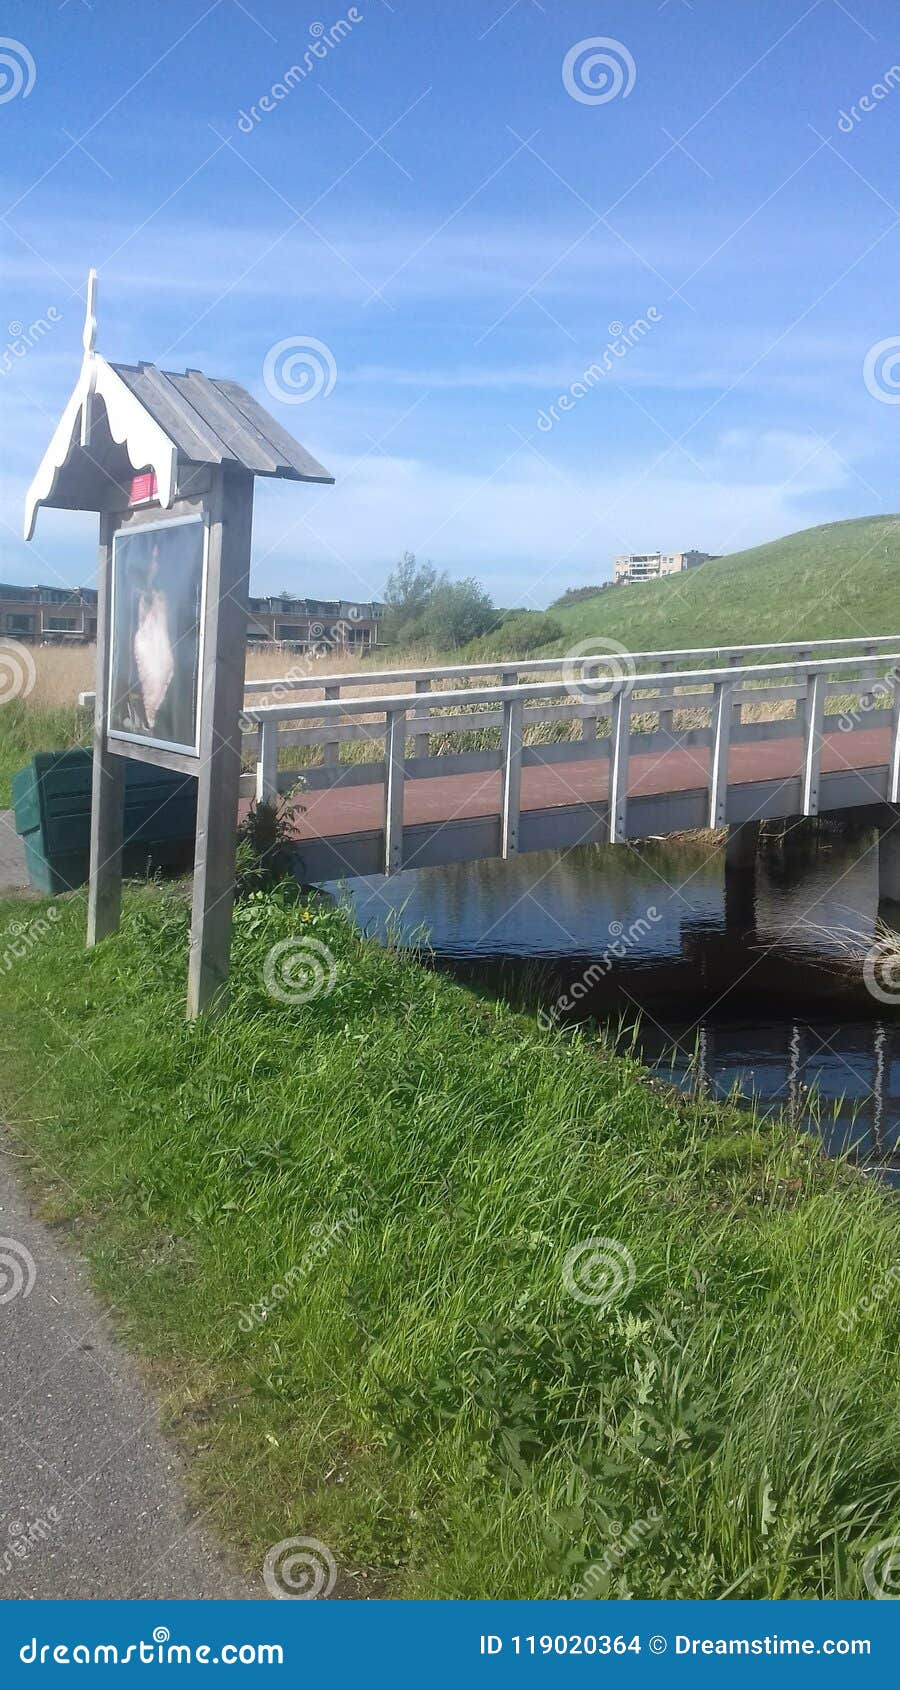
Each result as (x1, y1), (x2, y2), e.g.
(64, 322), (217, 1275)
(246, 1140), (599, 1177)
(285, 723), (895, 883)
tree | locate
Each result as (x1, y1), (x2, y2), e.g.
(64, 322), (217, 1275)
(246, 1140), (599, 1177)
(383, 551), (445, 642)
(424, 576), (495, 648)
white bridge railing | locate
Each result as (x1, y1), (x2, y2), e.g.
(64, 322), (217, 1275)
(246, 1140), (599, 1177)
(241, 647), (900, 871)
(78, 635), (900, 872)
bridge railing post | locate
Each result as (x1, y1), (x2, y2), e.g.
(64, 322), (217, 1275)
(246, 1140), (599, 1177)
(658, 658), (674, 740)
(322, 684), (340, 766)
(608, 686), (631, 843)
(890, 670), (900, 805)
(709, 679), (733, 827)
(256, 719), (279, 805)
(802, 670), (825, 816)
(383, 709), (407, 876)
(501, 696), (524, 858)
(413, 677), (431, 759)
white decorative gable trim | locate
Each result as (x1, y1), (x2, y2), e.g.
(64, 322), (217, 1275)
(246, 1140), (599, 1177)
(24, 355), (178, 540)
(24, 275), (179, 540)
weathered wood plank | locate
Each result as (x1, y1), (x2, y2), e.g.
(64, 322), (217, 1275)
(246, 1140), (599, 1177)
(500, 697), (523, 859)
(87, 511), (125, 947)
(187, 469), (252, 1018)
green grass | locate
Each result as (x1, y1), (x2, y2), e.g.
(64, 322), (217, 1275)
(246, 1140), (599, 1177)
(0, 701), (89, 807)
(547, 516), (900, 654)
(1, 884), (899, 1598)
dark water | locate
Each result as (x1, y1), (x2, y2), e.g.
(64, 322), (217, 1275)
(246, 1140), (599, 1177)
(328, 829), (900, 1184)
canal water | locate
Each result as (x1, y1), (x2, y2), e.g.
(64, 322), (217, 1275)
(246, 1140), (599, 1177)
(329, 828), (900, 1185)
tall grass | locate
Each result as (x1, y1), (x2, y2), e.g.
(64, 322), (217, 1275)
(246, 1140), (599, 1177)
(1, 885), (898, 1598)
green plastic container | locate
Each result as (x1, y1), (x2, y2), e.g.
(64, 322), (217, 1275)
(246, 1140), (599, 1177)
(12, 749), (198, 895)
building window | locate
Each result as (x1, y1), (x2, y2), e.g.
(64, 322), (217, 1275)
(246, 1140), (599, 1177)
(45, 617), (77, 631)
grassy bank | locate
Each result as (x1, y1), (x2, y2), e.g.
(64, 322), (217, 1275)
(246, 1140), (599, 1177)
(548, 516), (900, 653)
(1, 885), (899, 1598)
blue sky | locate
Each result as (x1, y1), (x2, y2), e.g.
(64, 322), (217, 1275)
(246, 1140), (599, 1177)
(2, 0), (900, 607)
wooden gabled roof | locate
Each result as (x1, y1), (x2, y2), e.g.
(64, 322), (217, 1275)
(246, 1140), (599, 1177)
(24, 271), (333, 540)
(108, 362), (333, 483)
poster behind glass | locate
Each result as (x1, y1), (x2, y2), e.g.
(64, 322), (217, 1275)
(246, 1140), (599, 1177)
(108, 514), (207, 756)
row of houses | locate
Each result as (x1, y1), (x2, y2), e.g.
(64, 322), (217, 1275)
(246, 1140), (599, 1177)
(0, 583), (385, 652)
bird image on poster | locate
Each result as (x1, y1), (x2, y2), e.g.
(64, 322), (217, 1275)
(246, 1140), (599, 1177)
(108, 515), (206, 755)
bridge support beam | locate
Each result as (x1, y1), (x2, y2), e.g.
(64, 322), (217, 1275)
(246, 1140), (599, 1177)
(725, 820), (760, 872)
(878, 810), (900, 906)
(724, 822), (758, 937)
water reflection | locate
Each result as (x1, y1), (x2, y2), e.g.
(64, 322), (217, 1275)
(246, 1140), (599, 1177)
(329, 829), (899, 1183)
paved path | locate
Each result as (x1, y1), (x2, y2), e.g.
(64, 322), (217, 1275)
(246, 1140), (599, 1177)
(0, 1143), (257, 1598)
(289, 726), (892, 842)
(0, 811), (28, 895)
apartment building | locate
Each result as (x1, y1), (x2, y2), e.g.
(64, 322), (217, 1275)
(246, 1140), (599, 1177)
(246, 595), (384, 652)
(613, 549), (715, 585)
(0, 583), (98, 642)
(0, 583), (384, 653)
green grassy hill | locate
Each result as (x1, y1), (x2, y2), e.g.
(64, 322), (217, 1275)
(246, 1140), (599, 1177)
(549, 516), (900, 652)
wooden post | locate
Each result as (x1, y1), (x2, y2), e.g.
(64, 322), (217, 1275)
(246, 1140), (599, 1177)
(801, 670), (824, 817)
(658, 657), (674, 740)
(608, 686), (631, 844)
(323, 683), (340, 766)
(889, 675), (900, 805)
(383, 708), (406, 876)
(709, 680), (733, 828)
(87, 511), (125, 946)
(500, 696), (523, 859)
(412, 676), (431, 760)
(256, 718), (278, 804)
(187, 468), (252, 1018)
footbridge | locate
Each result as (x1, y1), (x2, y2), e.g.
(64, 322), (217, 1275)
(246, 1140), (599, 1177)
(84, 635), (900, 888)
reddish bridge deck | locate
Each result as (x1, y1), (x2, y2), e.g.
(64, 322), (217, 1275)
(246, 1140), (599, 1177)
(279, 724), (894, 881)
